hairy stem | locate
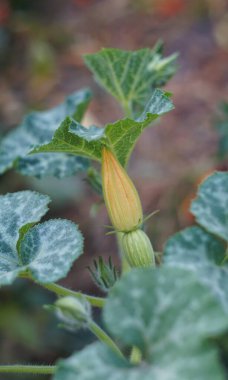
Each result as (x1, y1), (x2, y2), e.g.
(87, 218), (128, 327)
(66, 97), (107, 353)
(19, 273), (105, 308)
(41, 282), (105, 308)
(221, 245), (228, 265)
(88, 320), (124, 359)
(0, 365), (56, 375)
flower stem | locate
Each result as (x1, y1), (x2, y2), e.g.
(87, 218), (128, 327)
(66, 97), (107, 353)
(88, 320), (124, 359)
(19, 273), (105, 308)
(0, 365), (56, 375)
(41, 282), (105, 308)
(130, 346), (142, 364)
(220, 245), (228, 266)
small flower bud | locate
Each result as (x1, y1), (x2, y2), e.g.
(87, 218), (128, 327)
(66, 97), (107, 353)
(55, 296), (91, 331)
(121, 229), (155, 268)
(102, 147), (143, 232)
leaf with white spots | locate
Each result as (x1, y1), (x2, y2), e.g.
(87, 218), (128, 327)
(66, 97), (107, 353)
(19, 219), (83, 283)
(191, 172), (228, 242)
(163, 226), (228, 312)
(0, 191), (50, 285)
(0, 89), (91, 178)
(54, 267), (227, 380)
(54, 342), (225, 380)
(0, 191), (84, 285)
(17, 153), (89, 179)
(104, 268), (227, 353)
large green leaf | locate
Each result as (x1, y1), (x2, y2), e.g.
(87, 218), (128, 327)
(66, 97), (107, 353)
(0, 191), (83, 285)
(54, 267), (227, 380)
(84, 43), (177, 115)
(17, 153), (89, 179)
(0, 89), (91, 178)
(31, 117), (104, 161)
(33, 89), (173, 167)
(163, 226), (228, 312)
(104, 268), (227, 353)
(54, 341), (224, 380)
(191, 172), (228, 242)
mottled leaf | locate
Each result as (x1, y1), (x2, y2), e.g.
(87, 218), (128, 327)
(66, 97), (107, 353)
(0, 89), (91, 178)
(163, 226), (228, 312)
(84, 44), (177, 115)
(19, 220), (83, 283)
(0, 191), (84, 285)
(191, 172), (228, 242)
(104, 268), (227, 353)
(54, 267), (227, 380)
(17, 153), (89, 179)
(0, 191), (50, 285)
(54, 342), (225, 380)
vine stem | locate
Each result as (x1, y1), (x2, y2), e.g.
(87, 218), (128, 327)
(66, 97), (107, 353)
(88, 320), (124, 359)
(221, 245), (228, 266)
(122, 100), (133, 119)
(41, 282), (105, 308)
(130, 346), (142, 364)
(0, 365), (56, 375)
(19, 273), (105, 308)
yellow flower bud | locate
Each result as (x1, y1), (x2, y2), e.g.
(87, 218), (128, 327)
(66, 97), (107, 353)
(102, 147), (143, 232)
(121, 229), (155, 268)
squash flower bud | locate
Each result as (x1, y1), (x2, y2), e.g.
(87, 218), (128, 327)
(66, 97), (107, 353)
(55, 296), (91, 331)
(121, 229), (155, 268)
(102, 147), (143, 232)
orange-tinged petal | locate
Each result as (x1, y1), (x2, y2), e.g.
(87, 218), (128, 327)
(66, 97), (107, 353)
(102, 147), (143, 232)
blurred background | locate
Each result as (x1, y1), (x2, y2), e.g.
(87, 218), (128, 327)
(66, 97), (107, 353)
(0, 0), (228, 378)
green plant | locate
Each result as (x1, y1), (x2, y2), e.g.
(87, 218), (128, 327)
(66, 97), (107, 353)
(0, 43), (228, 379)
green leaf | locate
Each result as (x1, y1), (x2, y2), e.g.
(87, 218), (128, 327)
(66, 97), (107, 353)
(31, 117), (104, 161)
(84, 44), (177, 116)
(191, 172), (228, 242)
(54, 267), (227, 380)
(17, 153), (89, 179)
(104, 268), (227, 353)
(0, 191), (50, 285)
(0, 191), (83, 285)
(104, 89), (174, 166)
(19, 220), (83, 283)
(54, 341), (225, 380)
(54, 343), (133, 380)
(163, 226), (228, 312)
(35, 89), (173, 167)
(0, 89), (91, 178)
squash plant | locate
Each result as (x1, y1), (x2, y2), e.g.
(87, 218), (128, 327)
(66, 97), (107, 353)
(0, 42), (228, 380)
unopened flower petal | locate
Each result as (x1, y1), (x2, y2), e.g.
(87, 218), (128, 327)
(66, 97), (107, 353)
(102, 147), (143, 232)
